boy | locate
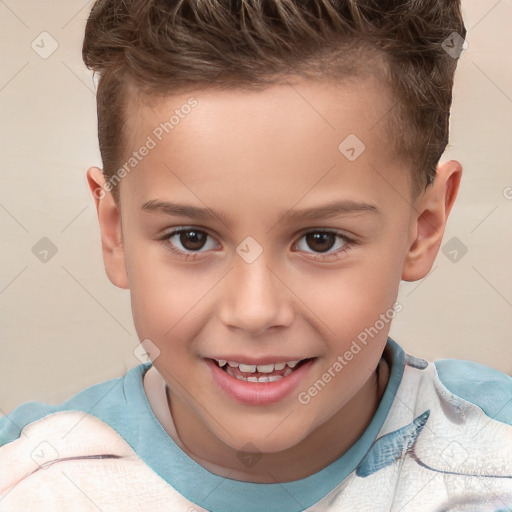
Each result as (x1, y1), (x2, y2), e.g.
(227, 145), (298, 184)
(1, 0), (511, 510)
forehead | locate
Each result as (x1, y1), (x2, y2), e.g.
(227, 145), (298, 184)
(119, 76), (409, 214)
(126, 74), (394, 147)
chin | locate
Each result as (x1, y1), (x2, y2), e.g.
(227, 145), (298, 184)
(224, 423), (307, 454)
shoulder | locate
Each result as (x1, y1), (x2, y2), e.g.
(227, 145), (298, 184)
(433, 358), (512, 426)
(0, 362), (151, 447)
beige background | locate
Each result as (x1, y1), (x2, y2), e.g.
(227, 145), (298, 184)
(0, 0), (511, 415)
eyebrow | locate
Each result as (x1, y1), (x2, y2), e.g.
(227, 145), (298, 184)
(141, 199), (379, 223)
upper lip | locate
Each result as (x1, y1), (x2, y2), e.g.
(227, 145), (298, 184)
(207, 355), (314, 365)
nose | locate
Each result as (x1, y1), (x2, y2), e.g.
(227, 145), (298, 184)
(218, 252), (294, 335)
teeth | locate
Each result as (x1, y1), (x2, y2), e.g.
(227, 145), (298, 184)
(238, 363), (257, 372)
(224, 365), (295, 381)
(234, 373), (286, 383)
(215, 359), (305, 372)
(256, 364), (275, 373)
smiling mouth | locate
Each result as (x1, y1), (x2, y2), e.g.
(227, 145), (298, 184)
(210, 357), (314, 383)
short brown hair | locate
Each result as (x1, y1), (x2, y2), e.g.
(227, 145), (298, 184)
(83, 0), (466, 203)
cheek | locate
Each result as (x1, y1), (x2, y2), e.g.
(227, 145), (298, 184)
(297, 261), (399, 336)
(125, 244), (206, 343)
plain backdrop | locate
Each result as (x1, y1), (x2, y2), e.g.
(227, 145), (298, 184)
(1, 0), (511, 415)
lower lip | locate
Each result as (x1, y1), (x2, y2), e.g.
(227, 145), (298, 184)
(206, 358), (316, 406)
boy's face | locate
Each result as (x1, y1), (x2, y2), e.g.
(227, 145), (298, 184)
(88, 75), (460, 470)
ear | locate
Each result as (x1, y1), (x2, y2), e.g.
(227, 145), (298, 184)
(86, 166), (129, 289)
(402, 160), (462, 281)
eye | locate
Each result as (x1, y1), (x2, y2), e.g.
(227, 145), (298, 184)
(294, 230), (354, 259)
(159, 227), (355, 261)
(160, 227), (218, 258)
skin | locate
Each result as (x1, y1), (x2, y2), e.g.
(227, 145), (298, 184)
(86, 74), (462, 483)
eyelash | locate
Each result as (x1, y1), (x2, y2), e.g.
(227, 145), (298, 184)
(158, 227), (356, 262)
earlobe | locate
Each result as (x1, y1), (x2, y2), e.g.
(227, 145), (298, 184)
(86, 166), (129, 289)
(401, 160), (462, 282)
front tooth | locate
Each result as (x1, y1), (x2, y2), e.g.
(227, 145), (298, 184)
(238, 363), (257, 373)
(256, 363), (275, 373)
(286, 360), (300, 369)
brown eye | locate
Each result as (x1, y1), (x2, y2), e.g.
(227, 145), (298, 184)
(177, 230), (207, 250)
(304, 232), (336, 253)
(163, 228), (217, 254)
(295, 230), (354, 259)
